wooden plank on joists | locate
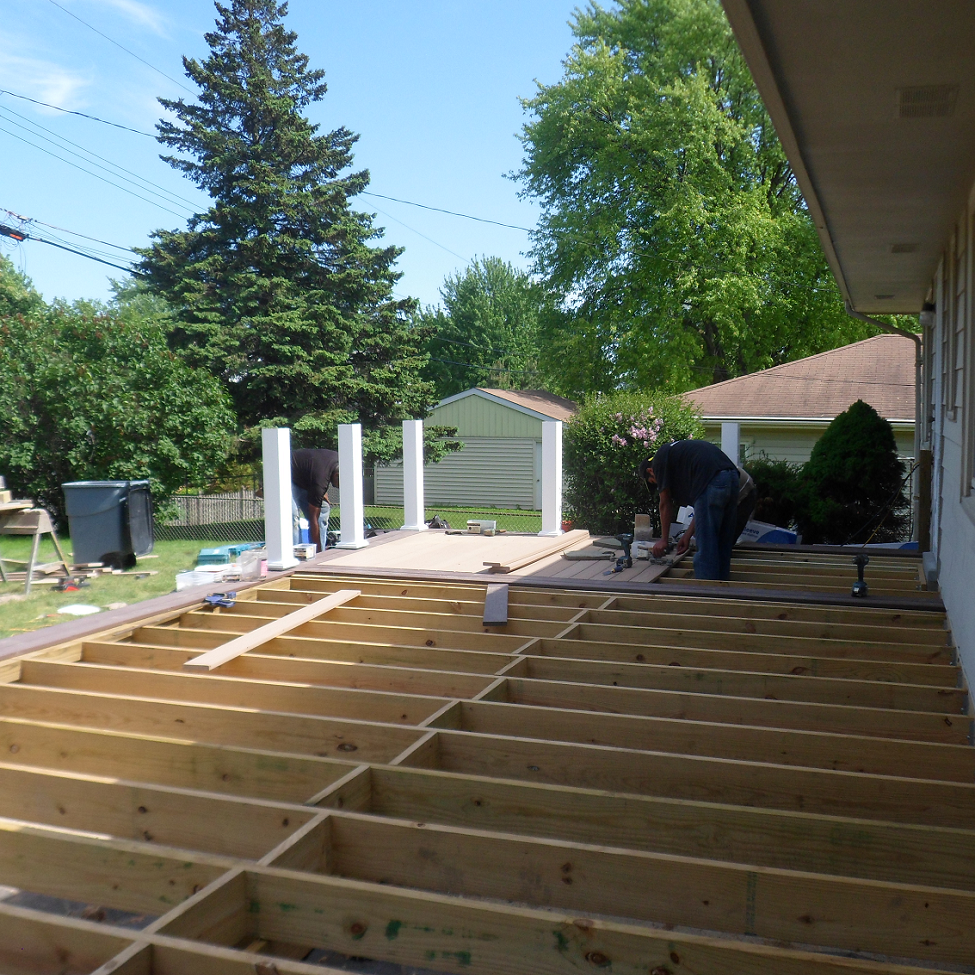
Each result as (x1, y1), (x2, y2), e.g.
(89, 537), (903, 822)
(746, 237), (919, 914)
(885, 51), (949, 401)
(482, 583), (508, 626)
(182, 588), (360, 672)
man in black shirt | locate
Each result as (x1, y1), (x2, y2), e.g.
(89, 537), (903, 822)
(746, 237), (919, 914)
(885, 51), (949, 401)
(640, 440), (739, 580)
(291, 448), (339, 551)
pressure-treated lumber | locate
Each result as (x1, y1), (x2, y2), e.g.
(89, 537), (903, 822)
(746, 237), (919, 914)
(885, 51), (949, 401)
(182, 588), (360, 672)
(0, 557), (969, 975)
(316, 813), (975, 965)
(334, 765), (975, 891)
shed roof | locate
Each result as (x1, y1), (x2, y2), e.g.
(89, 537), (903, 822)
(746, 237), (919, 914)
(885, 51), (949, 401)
(683, 334), (915, 422)
(437, 387), (578, 422)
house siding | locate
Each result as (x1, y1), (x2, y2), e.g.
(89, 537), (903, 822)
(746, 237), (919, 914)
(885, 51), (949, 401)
(430, 396), (544, 439)
(702, 422), (915, 466)
(929, 182), (975, 702)
(375, 438), (538, 508)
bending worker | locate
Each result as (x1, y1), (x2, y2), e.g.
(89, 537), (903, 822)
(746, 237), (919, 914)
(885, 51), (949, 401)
(292, 448), (339, 551)
(678, 463), (757, 552)
(639, 439), (739, 581)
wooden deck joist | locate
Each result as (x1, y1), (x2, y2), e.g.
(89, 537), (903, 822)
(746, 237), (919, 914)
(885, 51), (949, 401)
(0, 558), (970, 975)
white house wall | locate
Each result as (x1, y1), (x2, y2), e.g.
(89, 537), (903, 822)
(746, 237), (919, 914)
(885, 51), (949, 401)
(929, 187), (975, 701)
(375, 438), (538, 509)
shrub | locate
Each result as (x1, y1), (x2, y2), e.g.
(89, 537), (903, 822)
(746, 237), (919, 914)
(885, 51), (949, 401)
(799, 399), (907, 544)
(563, 392), (703, 535)
(744, 456), (805, 528)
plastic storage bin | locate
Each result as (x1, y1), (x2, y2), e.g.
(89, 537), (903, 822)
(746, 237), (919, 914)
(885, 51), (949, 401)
(62, 480), (153, 569)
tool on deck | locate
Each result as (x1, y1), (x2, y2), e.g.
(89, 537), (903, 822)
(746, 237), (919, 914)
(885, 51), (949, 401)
(851, 554), (869, 597)
(605, 533), (634, 574)
(203, 591), (237, 609)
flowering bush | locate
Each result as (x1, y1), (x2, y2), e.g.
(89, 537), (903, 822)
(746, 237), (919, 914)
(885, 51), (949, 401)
(563, 392), (703, 535)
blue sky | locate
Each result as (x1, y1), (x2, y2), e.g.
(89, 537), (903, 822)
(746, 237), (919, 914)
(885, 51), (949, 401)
(0, 0), (579, 309)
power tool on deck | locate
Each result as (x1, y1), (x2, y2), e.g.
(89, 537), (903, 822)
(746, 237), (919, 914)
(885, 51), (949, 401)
(605, 533), (634, 574)
(851, 554), (869, 597)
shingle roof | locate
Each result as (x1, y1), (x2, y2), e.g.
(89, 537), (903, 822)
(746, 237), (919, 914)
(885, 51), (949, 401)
(476, 388), (578, 421)
(682, 334), (915, 421)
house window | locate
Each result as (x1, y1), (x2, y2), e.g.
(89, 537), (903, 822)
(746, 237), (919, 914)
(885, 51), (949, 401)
(943, 233), (954, 414)
(953, 216), (967, 415)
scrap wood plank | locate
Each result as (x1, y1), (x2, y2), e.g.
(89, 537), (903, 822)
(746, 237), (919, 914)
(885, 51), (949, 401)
(482, 583), (508, 626)
(182, 588), (360, 673)
(484, 529), (590, 573)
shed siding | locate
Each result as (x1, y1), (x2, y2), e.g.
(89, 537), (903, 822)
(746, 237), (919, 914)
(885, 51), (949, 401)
(375, 438), (537, 508)
(431, 396), (543, 439)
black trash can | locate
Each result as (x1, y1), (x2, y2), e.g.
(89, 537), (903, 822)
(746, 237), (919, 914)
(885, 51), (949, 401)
(62, 480), (154, 569)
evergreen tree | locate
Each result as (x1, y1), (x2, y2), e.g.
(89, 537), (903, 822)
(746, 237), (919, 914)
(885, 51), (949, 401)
(137, 0), (433, 441)
(800, 400), (908, 544)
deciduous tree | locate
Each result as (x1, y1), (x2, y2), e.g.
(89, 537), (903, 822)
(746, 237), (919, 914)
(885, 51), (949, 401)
(518, 0), (872, 398)
(420, 257), (544, 399)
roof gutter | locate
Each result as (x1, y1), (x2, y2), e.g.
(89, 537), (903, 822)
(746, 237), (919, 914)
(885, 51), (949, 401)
(845, 301), (923, 538)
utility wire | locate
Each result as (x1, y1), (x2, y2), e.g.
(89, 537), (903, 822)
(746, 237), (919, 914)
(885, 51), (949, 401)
(0, 89), (154, 138)
(0, 103), (198, 210)
(363, 191), (534, 234)
(45, 0), (195, 95)
(0, 124), (188, 219)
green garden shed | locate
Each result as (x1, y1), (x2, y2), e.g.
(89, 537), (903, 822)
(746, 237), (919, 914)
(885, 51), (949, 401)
(374, 388), (577, 509)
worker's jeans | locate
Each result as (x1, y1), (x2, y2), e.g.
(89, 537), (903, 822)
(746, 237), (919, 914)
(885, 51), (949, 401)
(692, 469), (739, 581)
(291, 484), (330, 548)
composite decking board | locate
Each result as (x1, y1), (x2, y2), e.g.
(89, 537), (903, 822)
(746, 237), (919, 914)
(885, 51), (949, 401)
(0, 548), (970, 975)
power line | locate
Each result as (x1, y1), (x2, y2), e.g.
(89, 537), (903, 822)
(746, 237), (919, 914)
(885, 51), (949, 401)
(0, 103), (198, 210)
(0, 89), (154, 138)
(369, 203), (466, 261)
(362, 191), (534, 234)
(45, 0), (195, 95)
(0, 124), (188, 219)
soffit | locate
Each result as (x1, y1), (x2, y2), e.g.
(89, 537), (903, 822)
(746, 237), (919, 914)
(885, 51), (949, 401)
(723, 0), (975, 313)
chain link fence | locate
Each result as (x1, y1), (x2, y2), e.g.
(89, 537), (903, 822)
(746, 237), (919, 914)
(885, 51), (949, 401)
(155, 490), (543, 542)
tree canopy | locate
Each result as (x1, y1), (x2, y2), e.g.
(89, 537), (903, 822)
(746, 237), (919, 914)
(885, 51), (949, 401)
(0, 257), (234, 525)
(136, 0), (434, 442)
(420, 257), (544, 400)
(517, 0), (872, 399)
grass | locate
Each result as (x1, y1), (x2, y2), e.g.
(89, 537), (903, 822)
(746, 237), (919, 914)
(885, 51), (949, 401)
(0, 537), (242, 640)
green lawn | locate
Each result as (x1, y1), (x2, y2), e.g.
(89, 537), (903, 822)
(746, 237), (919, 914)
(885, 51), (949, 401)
(0, 537), (235, 640)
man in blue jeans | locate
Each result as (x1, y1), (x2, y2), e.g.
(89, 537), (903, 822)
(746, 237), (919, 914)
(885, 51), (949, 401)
(640, 440), (739, 580)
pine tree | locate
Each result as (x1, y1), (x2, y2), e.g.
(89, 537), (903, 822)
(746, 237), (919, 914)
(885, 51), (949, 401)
(137, 0), (433, 440)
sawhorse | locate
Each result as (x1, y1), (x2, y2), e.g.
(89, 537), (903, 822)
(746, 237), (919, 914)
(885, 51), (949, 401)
(0, 506), (71, 595)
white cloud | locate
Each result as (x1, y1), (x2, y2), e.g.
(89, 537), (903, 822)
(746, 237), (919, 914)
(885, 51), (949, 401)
(81, 0), (169, 36)
(0, 53), (90, 112)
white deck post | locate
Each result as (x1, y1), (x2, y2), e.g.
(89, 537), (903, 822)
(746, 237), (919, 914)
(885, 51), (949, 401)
(538, 420), (564, 536)
(400, 419), (428, 531)
(263, 427), (298, 571)
(721, 421), (741, 466)
(336, 423), (368, 549)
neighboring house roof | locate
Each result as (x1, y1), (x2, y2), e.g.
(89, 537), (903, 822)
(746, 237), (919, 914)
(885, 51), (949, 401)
(436, 387), (578, 422)
(683, 334), (915, 422)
